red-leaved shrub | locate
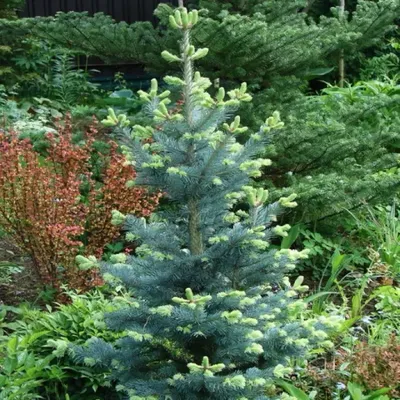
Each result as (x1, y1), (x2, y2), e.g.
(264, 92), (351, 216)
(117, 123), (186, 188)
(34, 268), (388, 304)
(306, 336), (400, 398)
(349, 336), (400, 396)
(0, 119), (160, 292)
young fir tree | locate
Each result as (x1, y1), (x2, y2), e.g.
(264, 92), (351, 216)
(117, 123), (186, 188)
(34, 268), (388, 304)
(75, 8), (339, 399)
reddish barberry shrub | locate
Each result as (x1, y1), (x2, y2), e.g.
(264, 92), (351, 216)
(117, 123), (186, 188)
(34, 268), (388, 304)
(84, 140), (161, 257)
(0, 120), (160, 292)
(305, 336), (400, 398)
(0, 132), (87, 288)
(350, 336), (400, 396)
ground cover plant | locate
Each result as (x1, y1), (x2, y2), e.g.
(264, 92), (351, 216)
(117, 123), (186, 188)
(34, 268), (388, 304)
(0, 0), (399, 399)
(0, 288), (128, 400)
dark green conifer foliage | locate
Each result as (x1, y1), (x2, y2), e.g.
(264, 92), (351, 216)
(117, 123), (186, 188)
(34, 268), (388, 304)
(0, 0), (24, 19)
(249, 80), (400, 223)
(5, 0), (397, 87)
(73, 8), (338, 399)
(0, 0), (25, 82)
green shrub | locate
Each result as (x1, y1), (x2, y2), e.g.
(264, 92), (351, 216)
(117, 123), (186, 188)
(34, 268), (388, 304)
(0, 289), (128, 400)
(350, 203), (400, 283)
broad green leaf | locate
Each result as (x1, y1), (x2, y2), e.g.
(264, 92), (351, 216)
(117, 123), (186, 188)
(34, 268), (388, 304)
(332, 250), (346, 272)
(276, 379), (310, 400)
(281, 224), (301, 249)
(348, 382), (364, 400)
(365, 387), (392, 400)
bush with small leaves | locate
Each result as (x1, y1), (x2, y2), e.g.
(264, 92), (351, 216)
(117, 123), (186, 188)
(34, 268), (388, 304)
(0, 119), (160, 292)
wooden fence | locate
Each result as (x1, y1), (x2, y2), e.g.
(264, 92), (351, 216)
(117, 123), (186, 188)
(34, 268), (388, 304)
(21, 0), (179, 23)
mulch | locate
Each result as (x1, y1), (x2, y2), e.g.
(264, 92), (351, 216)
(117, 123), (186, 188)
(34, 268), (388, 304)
(0, 238), (42, 306)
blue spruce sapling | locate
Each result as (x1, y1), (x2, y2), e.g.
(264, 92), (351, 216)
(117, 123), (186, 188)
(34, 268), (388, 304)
(75, 7), (339, 399)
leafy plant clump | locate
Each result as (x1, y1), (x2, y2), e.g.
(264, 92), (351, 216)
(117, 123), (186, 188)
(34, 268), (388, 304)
(0, 289), (129, 400)
(73, 8), (341, 399)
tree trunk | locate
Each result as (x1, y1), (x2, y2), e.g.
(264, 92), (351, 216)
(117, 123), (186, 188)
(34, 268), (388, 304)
(338, 0), (345, 87)
(181, 27), (204, 255)
(178, 0), (184, 7)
